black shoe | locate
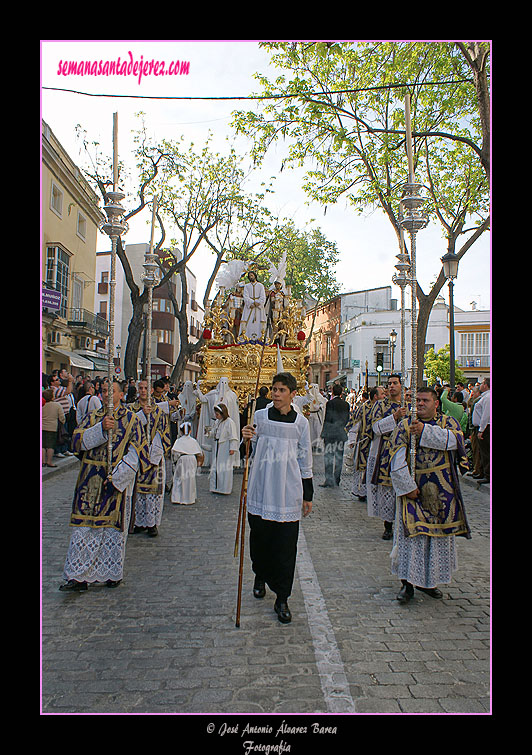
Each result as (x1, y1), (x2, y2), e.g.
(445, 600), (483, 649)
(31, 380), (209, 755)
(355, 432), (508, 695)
(396, 581), (414, 603)
(415, 586), (443, 599)
(382, 523), (393, 540)
(253, 578), (266, 599)
(147, 526), (158, 537)
(133, 526), (147, 533)
(106, 579), (122, 588)
(357, 495), (367, 502)
(274, 599), (292, 623)
(59, 580), (87, 592)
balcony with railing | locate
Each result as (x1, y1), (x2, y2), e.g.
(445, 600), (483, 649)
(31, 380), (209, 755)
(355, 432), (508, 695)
(340, 358), (353, 372)
(67, 308), (109, 338)
(458, 355), (490, 369)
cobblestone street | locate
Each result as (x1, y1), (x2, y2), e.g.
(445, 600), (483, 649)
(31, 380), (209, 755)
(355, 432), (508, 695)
(41, 452), (491, 729)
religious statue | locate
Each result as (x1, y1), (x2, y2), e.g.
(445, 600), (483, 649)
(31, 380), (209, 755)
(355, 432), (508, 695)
(228, 284), (244, 343)
(239, 270), (267, 341)
(268, 279), (288, 345)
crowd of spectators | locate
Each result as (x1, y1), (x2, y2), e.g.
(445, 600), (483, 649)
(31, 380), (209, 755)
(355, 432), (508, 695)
(42, 370), (490, 485)
(41, 370), (185, 468)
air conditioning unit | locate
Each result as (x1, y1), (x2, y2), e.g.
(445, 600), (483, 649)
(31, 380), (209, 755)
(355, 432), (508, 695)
(77, 336), (91, 349)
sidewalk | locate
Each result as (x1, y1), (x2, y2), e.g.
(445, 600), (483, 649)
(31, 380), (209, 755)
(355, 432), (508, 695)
(41, 453), (79, 481)
(460, 472), (490, 496)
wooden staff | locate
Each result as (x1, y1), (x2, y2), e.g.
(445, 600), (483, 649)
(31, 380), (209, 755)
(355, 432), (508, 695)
(144, 196), (158, 436)
(106, 112), (120, 480)
(234, 337), (267, 628)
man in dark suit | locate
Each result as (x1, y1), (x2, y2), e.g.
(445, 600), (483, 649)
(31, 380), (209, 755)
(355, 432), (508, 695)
(320, 383), (351, 487)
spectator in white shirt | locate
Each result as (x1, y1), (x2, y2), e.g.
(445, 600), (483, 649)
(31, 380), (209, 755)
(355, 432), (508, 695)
(76, 381), (103, 425)
(472, 377), (490, 483)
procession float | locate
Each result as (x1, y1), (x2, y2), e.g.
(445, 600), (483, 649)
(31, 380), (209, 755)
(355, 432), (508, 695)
(197, 255), (310, 411)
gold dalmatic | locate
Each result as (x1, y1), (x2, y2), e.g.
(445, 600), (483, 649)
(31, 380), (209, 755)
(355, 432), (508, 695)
(69, 405), (146, 531)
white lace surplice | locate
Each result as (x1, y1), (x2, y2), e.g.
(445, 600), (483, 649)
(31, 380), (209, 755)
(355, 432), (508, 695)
(246, 408), (313, 523)
(62, 423), (139, 584)
(389, 425), (459, 588)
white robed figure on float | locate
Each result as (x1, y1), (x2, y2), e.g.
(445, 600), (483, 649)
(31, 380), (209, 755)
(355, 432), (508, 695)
(209, 403), (239, 495)
(239, 270), (267, 341)
(171, 422), (204, 505)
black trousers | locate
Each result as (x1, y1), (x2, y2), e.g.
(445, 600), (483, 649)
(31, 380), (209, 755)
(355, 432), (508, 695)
(478, 424), (490, 480)
(323, 438), (345, 485)
(247, 513), (299, 601)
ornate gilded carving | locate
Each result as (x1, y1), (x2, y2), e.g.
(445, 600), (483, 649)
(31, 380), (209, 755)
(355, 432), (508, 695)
(199, 281), (308, 410)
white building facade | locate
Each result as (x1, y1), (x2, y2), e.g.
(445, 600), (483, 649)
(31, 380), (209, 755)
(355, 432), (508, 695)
(94, 243), (203, 382)
(337, 289), (489, 389)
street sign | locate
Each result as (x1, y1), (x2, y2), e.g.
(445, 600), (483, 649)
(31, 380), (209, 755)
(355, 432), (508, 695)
(115, 366), (121, 374)
(42, 288), (61, 311)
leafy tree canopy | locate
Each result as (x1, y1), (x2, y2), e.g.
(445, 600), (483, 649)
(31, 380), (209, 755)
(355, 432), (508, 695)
(424, 344), (465, 386)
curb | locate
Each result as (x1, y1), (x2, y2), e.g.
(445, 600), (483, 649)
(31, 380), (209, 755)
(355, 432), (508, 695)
(41, 455), (79, 482)
(461, 473), (490, 496)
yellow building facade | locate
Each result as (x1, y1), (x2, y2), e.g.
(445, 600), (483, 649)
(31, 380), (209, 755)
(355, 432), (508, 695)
(42, 121), (107, 376)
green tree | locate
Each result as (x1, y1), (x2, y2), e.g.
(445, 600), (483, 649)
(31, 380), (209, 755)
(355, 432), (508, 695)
(149, 132), (280, 383)
(232, 41), (490, 384)
(264, 221), (341, 343)
(76, 119), (341, 382)
(77, 120), (277, 381)
(424, 345), (465, 386)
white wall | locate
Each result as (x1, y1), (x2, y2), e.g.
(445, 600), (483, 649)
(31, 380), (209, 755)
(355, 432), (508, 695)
(339, 297), (477, 388)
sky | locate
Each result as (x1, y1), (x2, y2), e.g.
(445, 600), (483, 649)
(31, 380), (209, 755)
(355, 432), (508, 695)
(41, 40), (491, 314)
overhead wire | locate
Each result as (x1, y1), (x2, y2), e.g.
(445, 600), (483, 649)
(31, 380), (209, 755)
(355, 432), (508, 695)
(41, 79), (473, 101)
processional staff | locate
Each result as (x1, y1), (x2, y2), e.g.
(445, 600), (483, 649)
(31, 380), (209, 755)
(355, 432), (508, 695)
(399, 93), (427, 476)
(142, 195), (160, 428)
(101, 112), (128, 480)
(392, 221), (410, 409)
(234, 335), (267, 628)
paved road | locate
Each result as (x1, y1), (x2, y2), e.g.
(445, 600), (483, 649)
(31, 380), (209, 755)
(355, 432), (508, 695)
(41, 452), (490, 725)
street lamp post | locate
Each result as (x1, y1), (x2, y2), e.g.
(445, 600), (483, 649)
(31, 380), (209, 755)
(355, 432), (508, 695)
(441, 251), (460, 391)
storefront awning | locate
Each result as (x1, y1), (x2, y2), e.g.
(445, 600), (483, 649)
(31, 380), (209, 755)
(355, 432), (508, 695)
(326, 373), (348, 385)
(47, 347), (95, 370)
(75, 350), (109, 372)
(151, 356), (173, 367)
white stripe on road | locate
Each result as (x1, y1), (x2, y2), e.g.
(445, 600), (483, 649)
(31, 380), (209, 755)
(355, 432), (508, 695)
(297, 527), (356, 713)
